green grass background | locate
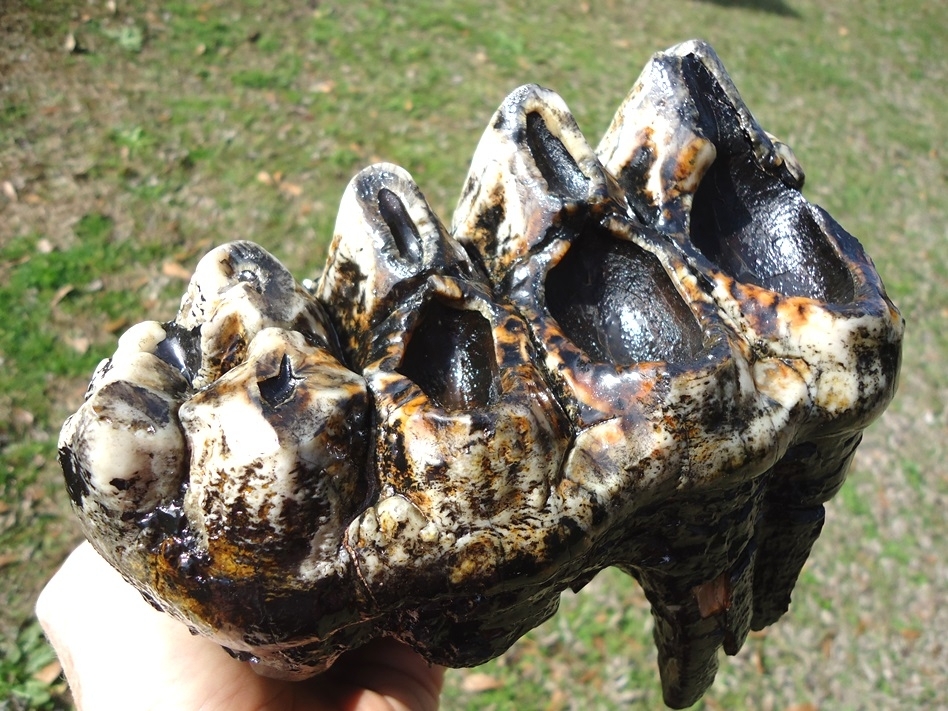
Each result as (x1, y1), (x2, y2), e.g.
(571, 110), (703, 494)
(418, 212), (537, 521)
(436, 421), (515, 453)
(1, 0), (945, 708)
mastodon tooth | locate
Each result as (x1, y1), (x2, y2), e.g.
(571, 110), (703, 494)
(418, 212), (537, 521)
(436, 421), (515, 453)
(58, 40), (902, 707)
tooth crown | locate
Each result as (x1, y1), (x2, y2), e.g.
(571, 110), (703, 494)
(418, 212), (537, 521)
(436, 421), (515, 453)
(59, 40), (902, 707)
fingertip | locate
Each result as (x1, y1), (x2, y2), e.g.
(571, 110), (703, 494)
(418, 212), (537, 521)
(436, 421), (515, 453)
(324, 639), (446, 711)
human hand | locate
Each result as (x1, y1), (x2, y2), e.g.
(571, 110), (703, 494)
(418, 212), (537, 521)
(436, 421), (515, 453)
(36, 542), (444, 711)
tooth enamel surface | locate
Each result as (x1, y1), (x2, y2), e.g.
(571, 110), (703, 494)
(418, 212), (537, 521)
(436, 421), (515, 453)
(60, 39), (902, 707)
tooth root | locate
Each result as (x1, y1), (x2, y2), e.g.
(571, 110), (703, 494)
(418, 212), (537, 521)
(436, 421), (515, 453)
(643, 536), (756, 709)
(619, 472), (763, 704)
(721, 540), (756, 655)
(640, 572), (722, 709)
(753, 503), (825, 629)
(752, 435), (861, 628)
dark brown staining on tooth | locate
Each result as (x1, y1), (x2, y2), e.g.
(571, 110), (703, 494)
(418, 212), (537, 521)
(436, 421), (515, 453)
(398, 299), (498, 411)
(525, 111), (589, 200)
(209, 314), (247, 378)
(546, 224), (703, 365)
(97, 381), (171, 428)
(110, 477), (133, 491)
(616, 138), (659, 222)
(332, 258), (367, 310)
(378, 187), (424, 263)
(471, 183), (505, 257)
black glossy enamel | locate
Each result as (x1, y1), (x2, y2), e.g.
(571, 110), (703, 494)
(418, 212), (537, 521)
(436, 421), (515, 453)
(258, 353), (301, 409)
(378, 187), (424, 263)
(398, 299), (498, 411)
(690, 154), (855, 302)
(678, 55), (855, 302)
(154, 323), (202, 384)
(526, 111), (589, 199)
(546, 225), (704, 365)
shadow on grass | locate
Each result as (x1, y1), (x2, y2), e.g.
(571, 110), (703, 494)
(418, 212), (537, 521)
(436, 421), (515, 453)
(696, 0), (800, 17)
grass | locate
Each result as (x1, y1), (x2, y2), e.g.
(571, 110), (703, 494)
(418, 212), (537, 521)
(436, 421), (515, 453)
(1, 0), (946, 708)
(0, 621), (65, 711)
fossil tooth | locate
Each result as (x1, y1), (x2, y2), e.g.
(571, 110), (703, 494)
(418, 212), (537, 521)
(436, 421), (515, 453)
(60, 40), (902, 708)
